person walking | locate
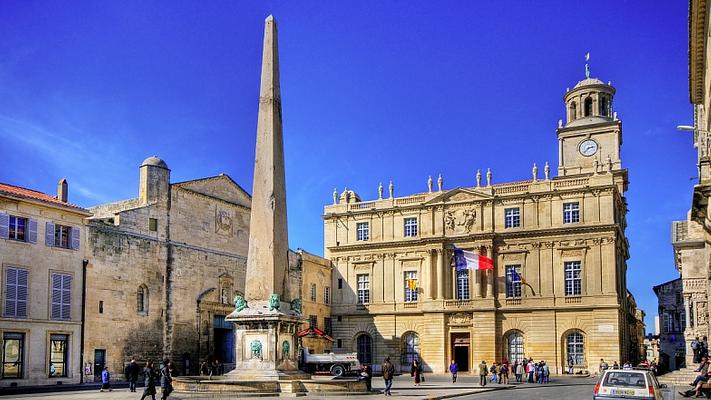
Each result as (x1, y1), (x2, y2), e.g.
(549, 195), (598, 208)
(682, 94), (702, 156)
(449, 360), (458, 383)
(515, 362), (524, 383)
(99, 366), (112, 392)
(410, 359), (423, 386)
(124, 358), (140, 392)
(489, 363), (497, 383)
(598, 358), (608, 375)
(140, 360), (157, 400)
(478, 360), (488, 387)
(160, 359), (173, 400)
(381, 357), (394, 396)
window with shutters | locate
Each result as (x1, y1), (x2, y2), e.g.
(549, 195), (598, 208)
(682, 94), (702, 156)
(51, 273), (72, 320)
(4, 267), (28, 318)
(2, 332), (24, 379)
(324, 317), (332, 336)
(48, 334), (68, 377)
(309, 315), (317, 329)
(324, 287), (331, 305)
(8, 216), (27, 241)
(54, 225), (71, 249)
(310, 283), (316, 302)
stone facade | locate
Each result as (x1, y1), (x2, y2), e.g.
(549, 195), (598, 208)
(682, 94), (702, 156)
(324, 74), (643, 374)
(299, 250), (333, 354)
(652, 278), (686, 371)
(0, 181), (91, 387)
(82, 157), (251, 378)
(686, 0), (711, 358)
(671, 218), (708, 367)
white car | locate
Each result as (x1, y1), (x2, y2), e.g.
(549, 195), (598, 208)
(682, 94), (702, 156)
(593, 369), (668, 399)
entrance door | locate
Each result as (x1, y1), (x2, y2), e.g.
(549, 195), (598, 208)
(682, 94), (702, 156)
(451, 333), (470, 372)
(213, 315), (234, 363)
(93, 349), (105, 379)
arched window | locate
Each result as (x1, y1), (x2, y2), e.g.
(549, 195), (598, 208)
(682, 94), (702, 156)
(584, 97), (593, 117)
(600, 96), (609, 117)
(566, 330), (585, 366)
(569, 101), (577, 121)
(137, 285), (148, 315)
(401, 332), (420, 365)
(356, 334), (373, 364)
(505, 331), (525, 364)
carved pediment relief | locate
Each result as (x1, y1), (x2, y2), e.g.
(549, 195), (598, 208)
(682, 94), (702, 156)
(425, 188), (492, 205)
(445, 208), (478, 234)
(448, 312), (472, 326)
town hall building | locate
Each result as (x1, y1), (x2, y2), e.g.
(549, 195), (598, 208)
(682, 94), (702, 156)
(323, 73), (645, 374)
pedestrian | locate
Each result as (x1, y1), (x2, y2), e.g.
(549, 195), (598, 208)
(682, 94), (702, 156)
(612, 360), (619, 369)
(381, 357), (394, 396)
(99, 366), (112, 392)
(500, 362), (508, 384)
(141, 360), (157, 400)
(449, 360), (458, 383)
(200, 359), (209, 376)
(527, 359), (535, 383)
(693, 337), (701, 363)
(622, 361), (631, 370)
(160, 359), (173, 400)
(702, 336), (709, 359)
(489, 363), (497, 383)
(536, 361), (544, 384)
(478, 360), (488, 386)
(410, 359), (423, 386)
(542, 361), (550, 384)
(567, 357), (574, 374)
(124, 357), (140, 392)
(598, 358), (608, 375)
(358, 364), (372, 391)
(515, 361), (524, 383)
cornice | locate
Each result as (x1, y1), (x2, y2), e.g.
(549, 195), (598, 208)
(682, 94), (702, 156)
(689, 0), (708, 104)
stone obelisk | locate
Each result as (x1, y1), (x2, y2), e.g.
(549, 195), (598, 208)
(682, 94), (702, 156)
(245, 13), (289, 303)
(225, 15), (305, 380)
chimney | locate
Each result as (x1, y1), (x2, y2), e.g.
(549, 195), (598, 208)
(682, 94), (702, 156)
(57, 178), (68, 203)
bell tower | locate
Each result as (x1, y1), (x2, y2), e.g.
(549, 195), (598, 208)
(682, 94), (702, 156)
(557, 66), (622, 176)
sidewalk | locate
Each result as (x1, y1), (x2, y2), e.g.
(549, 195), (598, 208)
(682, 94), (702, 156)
(1, 374), (596, 399)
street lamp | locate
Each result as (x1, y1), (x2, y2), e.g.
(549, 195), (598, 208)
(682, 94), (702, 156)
(677, 125), (696, 132)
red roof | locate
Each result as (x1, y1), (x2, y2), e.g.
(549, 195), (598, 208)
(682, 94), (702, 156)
(0, 182), (87, 212)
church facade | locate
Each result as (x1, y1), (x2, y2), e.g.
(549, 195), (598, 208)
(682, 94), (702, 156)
(324, 74), (645, 374)
(83, 157), (252, 378)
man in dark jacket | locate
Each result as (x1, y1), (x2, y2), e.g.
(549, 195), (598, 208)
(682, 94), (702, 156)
(160, 359), (173, 400)
(124, 358), (140, 392)
(381, 357), (394, 396)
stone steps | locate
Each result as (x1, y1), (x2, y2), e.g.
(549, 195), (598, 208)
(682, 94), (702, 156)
(657, 368), (700, 386)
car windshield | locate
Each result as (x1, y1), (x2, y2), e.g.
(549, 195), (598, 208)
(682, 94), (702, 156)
(603, 371), (647, 388)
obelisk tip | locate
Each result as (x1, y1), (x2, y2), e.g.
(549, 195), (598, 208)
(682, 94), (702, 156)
(266, 15), (275, 23)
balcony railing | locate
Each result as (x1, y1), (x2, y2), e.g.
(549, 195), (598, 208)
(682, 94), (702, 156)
(672, 220), (688, 243)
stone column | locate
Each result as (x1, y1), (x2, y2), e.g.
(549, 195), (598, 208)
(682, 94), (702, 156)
(425, 250), (435, 300)
(486, 270), (494, 298)
(473, 270), (481, 298)
(437, 249), (445, 300)
(685, 295), (692, 331)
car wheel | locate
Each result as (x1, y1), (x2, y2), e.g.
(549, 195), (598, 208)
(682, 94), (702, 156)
(331, 364), (345, 377)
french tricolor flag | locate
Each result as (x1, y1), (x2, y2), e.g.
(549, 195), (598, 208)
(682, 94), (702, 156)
(454, 247), (494, 271)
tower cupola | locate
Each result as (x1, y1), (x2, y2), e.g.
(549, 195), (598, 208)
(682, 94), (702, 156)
(564, 78), (616, 127)
(139, 156), (170, 205)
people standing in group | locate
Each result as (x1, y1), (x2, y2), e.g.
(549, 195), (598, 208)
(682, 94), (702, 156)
(527, 359), (535, 383)
(410, 359), (423, 386)
(160, 359), (173, 400)
(536, 361), (544, 384)
(381, 357), (394, 396)
(612, 360), (619, 369)
(542, 361), (550, 384)
(449, 360), (458, 383)
(489, 363), (498, 383)
(478, 360), (488, 386)
(500, 362), (509, 384)
(141, 360), (157, 400)
(100, 366), (112, 392)
(124, 358), (140, 392)
(515, 361), (524, 383)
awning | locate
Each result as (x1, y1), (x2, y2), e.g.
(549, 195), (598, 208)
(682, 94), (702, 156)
(297, 327), (334, 342)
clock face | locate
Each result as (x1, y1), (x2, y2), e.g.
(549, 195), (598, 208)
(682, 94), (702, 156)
(579, 139), (598, 156)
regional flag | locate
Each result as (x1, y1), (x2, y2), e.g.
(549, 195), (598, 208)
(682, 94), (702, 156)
(406, 278), (418, 290)
(453, 247), (494, 271)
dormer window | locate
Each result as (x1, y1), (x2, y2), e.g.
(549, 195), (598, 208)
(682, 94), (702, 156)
(584, 97), (593, 117)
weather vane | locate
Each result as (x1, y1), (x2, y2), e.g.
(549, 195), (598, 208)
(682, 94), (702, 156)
(585, 52), (590, 79)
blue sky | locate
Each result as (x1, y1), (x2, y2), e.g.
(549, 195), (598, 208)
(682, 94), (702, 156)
(0, 1), (693, 333)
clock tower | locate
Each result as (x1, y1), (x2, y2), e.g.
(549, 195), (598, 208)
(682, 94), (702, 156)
(557, 75), (622, 176)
